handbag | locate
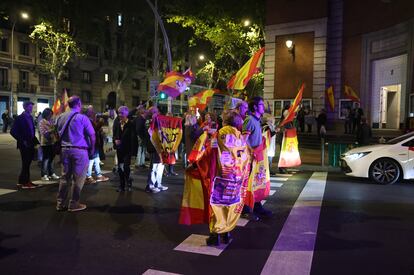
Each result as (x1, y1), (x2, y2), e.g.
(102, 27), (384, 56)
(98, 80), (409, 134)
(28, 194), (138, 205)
(55, 112), (78, 155)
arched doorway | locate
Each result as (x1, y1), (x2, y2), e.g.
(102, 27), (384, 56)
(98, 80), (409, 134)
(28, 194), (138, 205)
(107, 91), (117, 109)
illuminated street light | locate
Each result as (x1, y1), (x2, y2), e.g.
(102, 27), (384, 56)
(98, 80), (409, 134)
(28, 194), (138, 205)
(20, 12), (29, 20)
(243, 19), (251, 27)
(199, 54), (205, 61)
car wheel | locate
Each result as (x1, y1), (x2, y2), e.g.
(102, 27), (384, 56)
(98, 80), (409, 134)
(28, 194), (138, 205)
(369, 158), (401, 185)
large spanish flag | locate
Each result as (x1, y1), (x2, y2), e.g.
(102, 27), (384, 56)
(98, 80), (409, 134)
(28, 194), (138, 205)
(344, 85), (360, 102)
(188, 89), (218, 111)
(227, 47), (265, 90)
(326, 85), (335, 111)
(157, 71), (185, 98)
(279, 83), (305, 127)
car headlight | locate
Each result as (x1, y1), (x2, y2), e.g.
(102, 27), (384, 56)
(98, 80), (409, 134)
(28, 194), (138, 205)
(344, 151), (371, 161)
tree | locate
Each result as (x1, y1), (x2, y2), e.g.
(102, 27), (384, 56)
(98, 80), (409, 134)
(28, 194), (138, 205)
(29, 21), (83, 100)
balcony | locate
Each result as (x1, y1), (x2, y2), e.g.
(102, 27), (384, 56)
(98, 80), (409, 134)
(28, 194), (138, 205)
(17, 84), (37, 94)
(0, 83), (11, 91)
(39, 86), (54, 94)
(0, 51), (11, 59)
(17, 55), (34, 63)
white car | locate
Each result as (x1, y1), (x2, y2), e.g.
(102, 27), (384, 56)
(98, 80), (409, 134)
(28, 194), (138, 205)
(341, 132), (414, 184)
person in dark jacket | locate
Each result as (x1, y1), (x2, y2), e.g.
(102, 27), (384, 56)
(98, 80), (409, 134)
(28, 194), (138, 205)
(113, 106), (137, 192)
(316, 108), (327, 138)
(10, 101), (40, 189)
(134, 105), (148, 168)
(2, 109), (10, 133)
(357, 117), (372, 146)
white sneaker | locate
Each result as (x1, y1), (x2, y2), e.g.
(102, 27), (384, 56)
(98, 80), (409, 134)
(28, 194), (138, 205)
(157, 184), (168, 191)
(50, 174), (60, 180)
(145, 185), (160, 193)
(41, 175), (50, 181)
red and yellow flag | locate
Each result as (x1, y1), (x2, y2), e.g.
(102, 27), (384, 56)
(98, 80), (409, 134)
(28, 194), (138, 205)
(227, 47), (265, 90)
(188, 89), (218, 111)
(344, 85), (360, 102)
(279, 83), (305, 127)
(326, 85), (335, 111)
(52, 89), (69, 116)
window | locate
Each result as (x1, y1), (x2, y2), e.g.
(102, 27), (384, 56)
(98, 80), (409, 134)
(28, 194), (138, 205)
(0, 68), (8, 88)
(39, 74), (49, 87)
(82, 71), (91, 83)
(86, 44), (99, 57)
(62, 67), (71, 81)
(339, 99), (353, 119)
(81, 90), (92, 103)
(117, 13), (122, 26)
(104, 73), (110, 82)
(62, 17), (71, 32)
(273, 99), (312, 118)
(132, 79), (140, 89)
(39, 47), (47, 60)
(410, 94), (414, 117)
(19, 71), (29, 88)
(0, 38), (8, 52)
(19, 42), (29, 56)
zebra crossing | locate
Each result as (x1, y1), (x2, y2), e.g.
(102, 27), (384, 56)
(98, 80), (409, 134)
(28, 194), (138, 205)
(145, 172), (295, 274)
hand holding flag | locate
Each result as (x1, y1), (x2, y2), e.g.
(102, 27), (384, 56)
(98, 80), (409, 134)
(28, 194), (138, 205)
(279, 83), (305, 127)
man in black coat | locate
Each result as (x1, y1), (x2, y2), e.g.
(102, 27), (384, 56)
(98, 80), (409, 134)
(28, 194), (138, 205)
(10, 101), (40, 189)
(113, 106), (137, 192)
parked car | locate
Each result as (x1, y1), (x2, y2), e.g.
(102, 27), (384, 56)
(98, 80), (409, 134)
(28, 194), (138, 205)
(340, 132), (414, 184)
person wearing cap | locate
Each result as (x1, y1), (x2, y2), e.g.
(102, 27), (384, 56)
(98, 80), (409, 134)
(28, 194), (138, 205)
(10, 101), (40, 189)
(55, 96), (96, 212)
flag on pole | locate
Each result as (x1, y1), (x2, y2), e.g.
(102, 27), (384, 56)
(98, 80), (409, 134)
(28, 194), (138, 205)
(279, 83), (305, 127)
(52, 89), (69, 116)
(344, 85), (360, 102)
(188, 89), (218, 111)
(157, 71), (185, 98)
(326, 85), (335, 111)
(52, 98), (61, 115)
(227, 47), (265, 90)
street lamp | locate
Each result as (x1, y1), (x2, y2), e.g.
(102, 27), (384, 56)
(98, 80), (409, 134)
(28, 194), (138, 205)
(243, 19), (251, 27)
(199, 54), (205, 61)
(10, 11), (30, 115)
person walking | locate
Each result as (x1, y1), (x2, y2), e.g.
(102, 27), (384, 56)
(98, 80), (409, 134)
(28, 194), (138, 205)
(55, 96), (95, 212)
(10, 101), (40, 189)
(2, 109), (10, 133)
(38, 108), (60, 181)
(113, 106), (137, 192)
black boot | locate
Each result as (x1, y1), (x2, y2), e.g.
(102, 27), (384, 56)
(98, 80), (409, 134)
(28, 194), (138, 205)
(206, 233), (219, 246)
(220, 232), (232, 244)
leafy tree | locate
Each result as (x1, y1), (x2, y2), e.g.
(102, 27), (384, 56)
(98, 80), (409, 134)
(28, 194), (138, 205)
(29, 21), (83, 100)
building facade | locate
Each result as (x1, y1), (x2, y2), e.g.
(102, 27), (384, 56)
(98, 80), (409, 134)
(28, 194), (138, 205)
(265, 0), (414, 130)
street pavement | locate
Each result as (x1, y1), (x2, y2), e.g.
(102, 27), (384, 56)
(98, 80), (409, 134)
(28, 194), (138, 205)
(1, 133), (414, 275)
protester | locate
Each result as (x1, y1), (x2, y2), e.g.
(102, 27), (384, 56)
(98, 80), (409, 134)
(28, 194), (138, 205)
(10, 101), (40, 189)
(39, 108), (59, 181)
(357, 117), (372, 146)
(85, 106), (109, 184)
(55, 96), (95, 211)
(2, 109), (10, 133)
(304, 107), (314, 133)
(165, 112), (178, 176)
(235, 101), (248, 120)
(296, 106), (305, 133)
(317, 108), (327, 138)
(134, 105), (148, 169)
(183, 113), (203, 167)
(262, 113), (278, 174)
(113, 106), (137, 192)
(107, 109), (118, 172)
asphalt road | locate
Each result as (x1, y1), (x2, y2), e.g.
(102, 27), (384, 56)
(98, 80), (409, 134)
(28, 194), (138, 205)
(1, 133), (414, 275)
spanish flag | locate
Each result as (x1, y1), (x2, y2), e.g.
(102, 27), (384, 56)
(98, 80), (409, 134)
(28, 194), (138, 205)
(227, 47), (265, 90)
(157, 71), (185, 98)
(326, 85), (335, 111)
(188, 89), (218, 111)
(52, 89), (69, 116)
(344, 85), (360, 102)
(279, 83), (305, 127)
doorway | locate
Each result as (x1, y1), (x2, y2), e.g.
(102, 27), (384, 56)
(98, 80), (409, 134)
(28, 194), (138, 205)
(379, 85), (401, 129)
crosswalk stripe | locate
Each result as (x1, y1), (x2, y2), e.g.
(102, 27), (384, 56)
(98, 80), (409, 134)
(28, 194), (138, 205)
(270, 177), (289, 181)
(271, 182), (283, 188)
(174, 234), (231, 256)
(0, 188), (17, 196)
(142, 269), (182, 275)
(236, 218), (249, 227)
(32, 180), (58, 185)
(269, 190), (276, 196)
(275, 173), (293, 177)
(261, 172), (327, 275)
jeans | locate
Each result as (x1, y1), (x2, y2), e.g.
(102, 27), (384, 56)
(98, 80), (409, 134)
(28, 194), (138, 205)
(41, 145), (55, 176)
(87, 155), (102, 177)
(58, 148), (89, 207)
(18, 146), (34, 184)
(135, 144), (146, 166)
(147, 152), (164, 187)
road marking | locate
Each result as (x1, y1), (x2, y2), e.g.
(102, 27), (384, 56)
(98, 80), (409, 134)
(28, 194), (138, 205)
(142, 269), (182, 275)
(32, 180), (58, 185)
(101, 170), (113, 174)
(236, 217), (249, 227)
(271, 182), (283, 188)
(270, 177), (289, 181)
(269, 190), (276, 196)
(275, 173), (293, 177)
(174, 234), (231, 256)
(261, 172), (327, 275)
(0, 188), (17, 196)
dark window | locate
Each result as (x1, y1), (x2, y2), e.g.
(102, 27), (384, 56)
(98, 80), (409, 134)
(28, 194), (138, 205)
(39, 47), (47, 60)
(132, 79), (140, 89)
(0, 68), (8, 87)
(81, 90), (92, 103)
(82, 71), (91, 83)
(19, 71), (29, 88)
(0, 38), (8, 52)
(19, 42), (29, 56)
(39, 74), (49, 87)
(86, 44), (99, 57)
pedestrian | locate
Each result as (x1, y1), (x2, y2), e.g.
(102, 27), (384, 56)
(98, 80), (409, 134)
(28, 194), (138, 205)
(183, 113), (203, 167)
(10, 101), (40, 189)
(242, 96), (272, 220)
(134, 105), (148, 169)
(296, 106), (305, 133)
(38, 108), (60, 181)
(356, 117), (372, 146)
(317, 108), (327, 138)
(235, 101), (248, 120)
(145, 107), (168, 193)
(113, 106), (137, 192)
(107, 109), (118, 172)
(262, 114), (278, 175)
(55, 96), (96, 212)
(304, 107), (314, 133)
(2, 109), (10, 133)
(85, 106), (109, 184)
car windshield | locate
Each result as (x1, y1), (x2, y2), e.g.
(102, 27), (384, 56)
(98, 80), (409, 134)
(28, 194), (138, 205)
(386, 132), (414, 144)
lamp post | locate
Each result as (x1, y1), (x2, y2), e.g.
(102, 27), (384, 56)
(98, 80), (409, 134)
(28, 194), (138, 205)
(10, 11), (29, 115)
